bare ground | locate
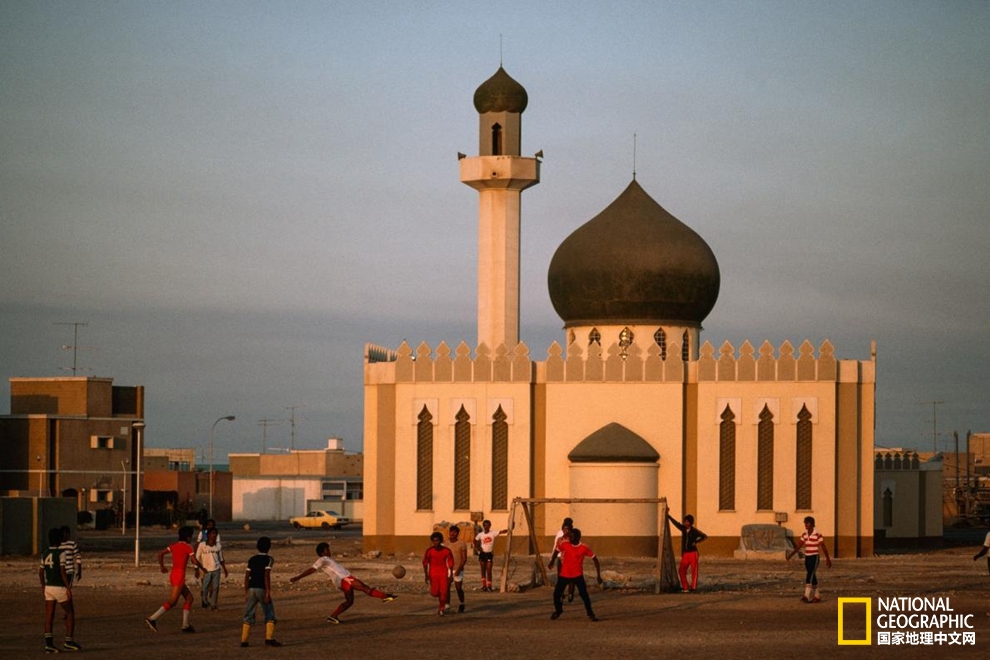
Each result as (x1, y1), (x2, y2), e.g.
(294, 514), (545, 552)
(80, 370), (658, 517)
(3, 526), (989, 659)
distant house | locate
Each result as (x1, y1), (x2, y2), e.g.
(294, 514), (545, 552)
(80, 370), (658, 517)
(230, 438), (362, 522)
(874, 449), (942, 544)
(143, 448), (233, 524)
(0, 377), (144, 515)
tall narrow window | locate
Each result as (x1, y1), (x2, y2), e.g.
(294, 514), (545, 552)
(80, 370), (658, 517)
(682, 330), (690, 361)
(491, 123), (502, 155)
(454, 406), (471, 510)
(719, 405), (736, 511)
(882, 488), (893, 527)
(491, 406), (509, 510)
(416, 406), (433, 510)
(795, 405), (813, 509)
(654, 328), (667, 360)
(589, 328), (601, 346)
(757, 405), (774, 510)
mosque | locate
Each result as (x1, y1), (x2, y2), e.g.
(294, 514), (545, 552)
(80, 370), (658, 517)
(362, 67), (875, 557)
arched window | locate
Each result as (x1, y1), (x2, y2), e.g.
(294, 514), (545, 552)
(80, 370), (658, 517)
(654, 328), (667, 360)
(795, 405), (813, 509)
(454, 406), (471, 510)
(682, 330), (690, 361)
(719, 405), (736, 511)
(757, 405), (774, 510)
(416, 406), (433, 510)
(491, 123), (502, 155)
(589, 328), (601, 346)
(491, 406), (509, 510)
(882, 488), (893, 527)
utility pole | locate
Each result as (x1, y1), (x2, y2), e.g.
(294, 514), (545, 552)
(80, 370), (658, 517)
(258, 418), (281, 454)
(54, 321), (89, 375)
(920, 400), (944, 453)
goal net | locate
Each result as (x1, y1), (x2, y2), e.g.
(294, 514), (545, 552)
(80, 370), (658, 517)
(496, 497), (679, 594)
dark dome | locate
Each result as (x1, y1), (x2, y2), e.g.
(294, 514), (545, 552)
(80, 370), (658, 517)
(547, 179), (720, 327)
(473, 67), (528, 114)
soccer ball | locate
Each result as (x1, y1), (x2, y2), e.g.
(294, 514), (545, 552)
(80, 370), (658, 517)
(392, 565), (406, 579)
(243, 523), (251, 531)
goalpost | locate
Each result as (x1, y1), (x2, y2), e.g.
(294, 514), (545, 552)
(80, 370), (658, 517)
(497, 497), (679, 594)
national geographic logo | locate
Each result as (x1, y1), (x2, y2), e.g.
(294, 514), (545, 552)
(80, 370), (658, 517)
(838, 597), (976, 646)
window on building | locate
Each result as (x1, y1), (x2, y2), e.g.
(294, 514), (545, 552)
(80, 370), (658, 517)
(491, 406), (509, 510)
(454, 406), (471, 510)
(654, 328), (667, 360)
(91, 489), (113, 503)
(321, 481), (345, 499)
(719, 405), (736, 511)
(589, 328), (601, 346)
(417, 406), (434, 510)
(682, 330), (690, 361)
(882, 488), (893, 527)
(757, 405), (774, 510)
(90, 435), (114, 449)
(345, 482), (363, 501)
(795, 404), (813, 509)
(491, 123), (502, 155)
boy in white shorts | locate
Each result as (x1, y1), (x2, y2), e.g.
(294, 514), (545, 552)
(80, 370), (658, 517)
(289, 542), (398, 624)
(41, 527), (81, 653)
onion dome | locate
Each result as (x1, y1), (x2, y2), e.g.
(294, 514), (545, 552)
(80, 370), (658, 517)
(473, 66), (528, 114)
(547, 179), (720, 327)
(568, 423), (660, 463)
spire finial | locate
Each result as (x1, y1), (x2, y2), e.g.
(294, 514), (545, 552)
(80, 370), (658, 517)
(633, 133), (637, 180)
(499, 34), (503, 66)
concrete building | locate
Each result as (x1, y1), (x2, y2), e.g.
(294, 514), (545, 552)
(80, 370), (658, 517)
(230, 438), (363, 522)
(362, 67), (876, 557)
(873, 450), (942, 543)
(0, 377), (145, 515)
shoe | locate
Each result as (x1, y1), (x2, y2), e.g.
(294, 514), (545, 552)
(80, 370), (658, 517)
(326, 615), (340, 625)
(240, 642), (249, 648)
(44, 643), (59, 654)
(550, 612), (561, 620)
(589, 615), (599, 622)
(458, 604), (465, 613)
(181, 626), (195, 633)
(265, 639), (282, 647)
(202, 601), (208, 609)
(811, 597), (822, 603)
(145, 618), (158, 632)
(438, 609), (445, 616)
(800, 596), (810, 603)
(211, 606), (218, 611)
(681, 589), (690, 593)
(382, 594), (398, 603)
(62, 641), (82, 652)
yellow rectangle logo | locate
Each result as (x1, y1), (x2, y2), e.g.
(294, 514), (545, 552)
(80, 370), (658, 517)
(837, 597), (871, 645)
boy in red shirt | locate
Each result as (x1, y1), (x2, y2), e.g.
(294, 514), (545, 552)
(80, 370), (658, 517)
(551, 528), (601, 621)
(146, 526), (204, 633)
(422, 532), (454, 616)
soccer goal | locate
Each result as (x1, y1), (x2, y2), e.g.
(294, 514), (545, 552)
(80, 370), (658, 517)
(497, 497), (679, 594)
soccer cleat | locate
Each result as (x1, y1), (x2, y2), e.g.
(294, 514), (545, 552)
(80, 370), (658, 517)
(811, 597), (822, 603)
(326, 615), (341, 625)
(438, 609), (444, 616)
(240, 642), (249, 648)
(145, 618), (158, 632)
(62, 641), (82, 652)
(265, 639), (283, 647)
(588, 614), (599, 622)
(181, 626), (196, 633)
(550, 612), (561, 620)
(458, 604), (465, 613)
(382, 594), (398, 603)
(800, 596), (810, 603)
(45, 646), (60, 654)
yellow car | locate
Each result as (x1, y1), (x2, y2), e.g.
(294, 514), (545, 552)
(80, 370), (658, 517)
(289, 510), (350, 530)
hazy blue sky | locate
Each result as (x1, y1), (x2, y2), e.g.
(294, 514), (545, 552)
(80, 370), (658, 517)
(2, 1), (988, 460)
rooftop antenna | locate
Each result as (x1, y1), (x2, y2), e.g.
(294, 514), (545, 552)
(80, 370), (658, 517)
(633, 133), (637, 180)
(285, 405), (306, 451)
(54, 321), (89, 375)
(258, 418), (281, 454)
(919, 400), (945, 453)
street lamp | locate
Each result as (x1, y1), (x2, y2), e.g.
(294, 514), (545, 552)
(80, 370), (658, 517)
(132, 421), (145, 568)
(209, 415), (236, 519)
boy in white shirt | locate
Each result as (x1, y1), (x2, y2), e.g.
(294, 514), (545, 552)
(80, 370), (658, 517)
(289, 542), (397, 624)
(194, 528), (227, 609)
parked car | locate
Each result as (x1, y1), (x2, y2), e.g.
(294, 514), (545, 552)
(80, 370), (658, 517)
(289, 510), (350, 530)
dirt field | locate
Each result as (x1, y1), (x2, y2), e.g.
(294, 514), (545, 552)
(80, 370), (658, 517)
(3, 526), (989, 659)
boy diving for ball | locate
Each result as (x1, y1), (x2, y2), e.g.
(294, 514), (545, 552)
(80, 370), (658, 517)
(289, 542), (398, 624)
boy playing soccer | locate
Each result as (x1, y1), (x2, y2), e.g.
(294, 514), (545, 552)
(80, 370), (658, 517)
(423, 532), (454, 616)
(242, 536), (281, 647)
(550, 528), (601, 622)
(786, 515), (832, 602)
(146, 526), (204, 633)
(59, 525), (82, 587)
(289, 542), (397, 624)
(194, 527), (227, 609)
(446, 525), (468, 613)
(473, 519), (507, 592)
(41, 527), (81, 653)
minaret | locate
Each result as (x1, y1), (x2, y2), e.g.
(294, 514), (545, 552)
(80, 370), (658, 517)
(460, 67), (540, 350)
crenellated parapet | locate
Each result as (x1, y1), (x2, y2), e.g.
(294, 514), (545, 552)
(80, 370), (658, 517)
(366, 337), (859, 384)
(874, 451), (922, 470)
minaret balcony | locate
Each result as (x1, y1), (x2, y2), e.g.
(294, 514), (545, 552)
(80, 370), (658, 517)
(460, 156), (540, 191)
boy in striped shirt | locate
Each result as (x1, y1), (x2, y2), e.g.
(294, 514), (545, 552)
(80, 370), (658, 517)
(786, 516), (832, 603)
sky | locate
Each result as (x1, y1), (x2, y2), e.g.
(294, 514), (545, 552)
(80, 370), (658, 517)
(2, 1), (988, 460)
